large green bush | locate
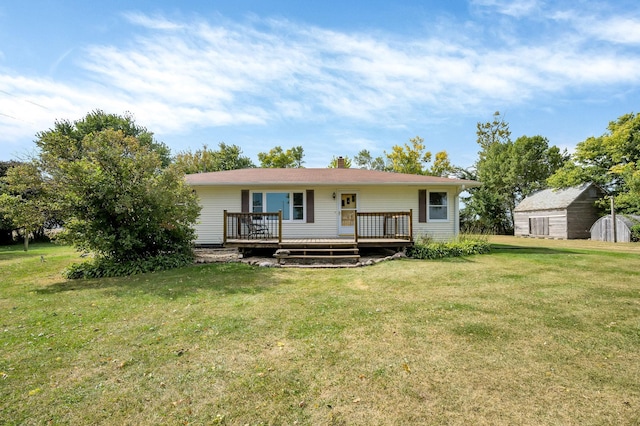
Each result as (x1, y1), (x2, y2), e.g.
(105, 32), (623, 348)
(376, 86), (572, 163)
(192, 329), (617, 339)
(407, 235), (491, 259)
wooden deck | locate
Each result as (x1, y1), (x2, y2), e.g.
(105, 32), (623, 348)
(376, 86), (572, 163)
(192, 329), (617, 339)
(224, 237), (413, 250)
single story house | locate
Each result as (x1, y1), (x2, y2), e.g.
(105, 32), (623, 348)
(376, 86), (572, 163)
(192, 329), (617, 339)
(185, 165), (480, 253)
(513, 183), (605, 239)
(590, 214), (640, 242)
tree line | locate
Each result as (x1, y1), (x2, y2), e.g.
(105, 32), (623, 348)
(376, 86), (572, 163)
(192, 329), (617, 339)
(1, 109), (639, 275)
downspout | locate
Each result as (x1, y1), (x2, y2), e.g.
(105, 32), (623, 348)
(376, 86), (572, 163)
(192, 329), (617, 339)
(455, 184), (465, 237)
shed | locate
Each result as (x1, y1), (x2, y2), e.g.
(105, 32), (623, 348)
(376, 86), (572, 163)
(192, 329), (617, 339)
(513, 183), (605, 239)
(590, 214), (640, 242)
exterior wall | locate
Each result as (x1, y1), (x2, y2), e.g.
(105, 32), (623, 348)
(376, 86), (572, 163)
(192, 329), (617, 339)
(566, 190), (603, 239)
(514, 209), (568, 239)
(192, 184), (460, 245)
(590, 216), (633, 242)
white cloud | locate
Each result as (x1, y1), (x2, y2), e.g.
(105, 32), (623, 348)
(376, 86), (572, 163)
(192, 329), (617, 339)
(471, 0), (540, 18)
(556, 13), (640, 45)
(123, 12), (185, 31)
(1, 7), (640, 154)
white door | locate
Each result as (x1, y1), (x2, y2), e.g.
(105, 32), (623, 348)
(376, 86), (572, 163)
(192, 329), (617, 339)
(338, 193), (357, 235)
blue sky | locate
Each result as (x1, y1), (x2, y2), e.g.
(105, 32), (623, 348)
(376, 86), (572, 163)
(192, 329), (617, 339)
(1, 0), (639, 168)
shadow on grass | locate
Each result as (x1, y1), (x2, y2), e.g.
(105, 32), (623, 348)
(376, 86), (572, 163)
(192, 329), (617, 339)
(34, 262), (278, 299)
(491, 244), (580, 255)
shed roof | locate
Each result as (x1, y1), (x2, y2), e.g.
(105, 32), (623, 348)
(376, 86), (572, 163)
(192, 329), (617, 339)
(185, 168), (481, 187)
(514, 183), (600, 212)
(594, 214), (640, 228)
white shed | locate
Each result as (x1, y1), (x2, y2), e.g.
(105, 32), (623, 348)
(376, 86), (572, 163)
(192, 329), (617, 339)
(590, 214), (640, 242)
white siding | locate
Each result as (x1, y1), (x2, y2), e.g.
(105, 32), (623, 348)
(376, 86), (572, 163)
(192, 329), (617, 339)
(193, 184), (460, 244)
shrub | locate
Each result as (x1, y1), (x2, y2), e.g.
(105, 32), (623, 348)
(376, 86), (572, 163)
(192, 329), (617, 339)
(64, 251), (195, 279)
(407, 235), (491, 260)
(630, 224), (640, 242)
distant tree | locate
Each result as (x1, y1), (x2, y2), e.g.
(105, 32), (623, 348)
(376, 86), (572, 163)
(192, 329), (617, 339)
(327, 155), (352, 168)
(385, 136), (430, 175)
(174, 143), (255, 173)
(429, 151), (457, 177)
(548, 112), (640, 214)
(384, 136), (453, 176)
(258, 146), (304, 168)
(0, 161), (22, 244)
(462, 112), (568, 234)
(354, 150), (386, 171)
(0, 162), (50, 250)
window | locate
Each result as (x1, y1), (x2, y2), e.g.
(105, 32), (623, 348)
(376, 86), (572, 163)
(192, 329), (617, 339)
(428, 192), (448, 220)
(251, 191), (304, 221)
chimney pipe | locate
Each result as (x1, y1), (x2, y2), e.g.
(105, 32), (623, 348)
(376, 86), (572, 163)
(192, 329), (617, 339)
(337, 156), (345, 169)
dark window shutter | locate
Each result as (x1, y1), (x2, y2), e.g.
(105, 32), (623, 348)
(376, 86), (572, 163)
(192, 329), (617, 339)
(306, 190), (315, 223)
(241, 190), (249, 212)
(418, 189), (427, 223)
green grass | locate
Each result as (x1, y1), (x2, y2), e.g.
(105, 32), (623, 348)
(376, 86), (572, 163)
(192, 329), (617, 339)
(1, 239), (640, 425)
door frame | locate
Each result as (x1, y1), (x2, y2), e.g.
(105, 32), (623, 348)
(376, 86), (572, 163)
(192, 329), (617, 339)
(337, 191), (359, 236)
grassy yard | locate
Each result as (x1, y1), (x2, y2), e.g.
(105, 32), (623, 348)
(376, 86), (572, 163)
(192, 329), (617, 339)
(1, 239), (639, 425)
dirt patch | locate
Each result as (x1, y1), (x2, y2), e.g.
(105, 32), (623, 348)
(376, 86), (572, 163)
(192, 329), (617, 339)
(194, 248), (242, 264)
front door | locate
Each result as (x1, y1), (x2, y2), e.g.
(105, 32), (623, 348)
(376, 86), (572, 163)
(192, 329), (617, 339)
(339, 193), (357, 236)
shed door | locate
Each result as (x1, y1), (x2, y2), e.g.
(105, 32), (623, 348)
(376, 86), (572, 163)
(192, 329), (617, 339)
(529, 217), (549, 236)
(338, 193), (357, 236)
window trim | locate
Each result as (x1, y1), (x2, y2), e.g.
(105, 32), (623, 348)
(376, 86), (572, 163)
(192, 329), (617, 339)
(250, 190), (306, 222)
(427, 191), (449, 222)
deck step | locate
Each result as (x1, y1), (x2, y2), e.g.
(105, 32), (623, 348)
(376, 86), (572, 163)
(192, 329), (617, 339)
(275, 242), (360, 264)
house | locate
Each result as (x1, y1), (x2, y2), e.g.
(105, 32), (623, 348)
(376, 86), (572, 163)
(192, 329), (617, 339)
(185, 165), (480, 256)
(590, 214), (640, 242)
(513, 183), (605, 239)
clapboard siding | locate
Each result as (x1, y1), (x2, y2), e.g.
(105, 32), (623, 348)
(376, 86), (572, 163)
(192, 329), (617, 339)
(514, 183), (604, 239)
(193, 185), (459, 244)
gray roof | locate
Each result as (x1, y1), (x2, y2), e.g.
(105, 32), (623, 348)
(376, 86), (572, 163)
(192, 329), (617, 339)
(514, 183), (599, 212)
(185, 168), (481, 187)
(598, 214), (640, 228)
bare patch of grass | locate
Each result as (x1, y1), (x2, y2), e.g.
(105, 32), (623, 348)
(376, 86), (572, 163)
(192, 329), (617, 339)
(1, 240), (640, 424)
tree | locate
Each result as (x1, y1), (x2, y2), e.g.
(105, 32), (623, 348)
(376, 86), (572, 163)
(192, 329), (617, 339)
(327, 155), (352, 168)
(174, 142), (255, 173)
(36, 109), (171, 168)
(354, 150), (386, 171)
(257, 146), (304, 168)
(462, 112), (568, 234)
(385, 136), (431, 175)
(0, 162), (50, 250)
(54, 129), (200, 263)
(0, 161), (22, 244)
(384, 136), (454, 176)
(24, 111), (201, 276)
(548, 112), (640, 214)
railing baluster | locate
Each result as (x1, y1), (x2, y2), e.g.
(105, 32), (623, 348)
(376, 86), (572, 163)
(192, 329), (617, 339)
(354, 211), (411, 240)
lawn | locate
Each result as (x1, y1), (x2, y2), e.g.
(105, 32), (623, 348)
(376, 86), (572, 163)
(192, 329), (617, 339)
(1, 239), (639, 425)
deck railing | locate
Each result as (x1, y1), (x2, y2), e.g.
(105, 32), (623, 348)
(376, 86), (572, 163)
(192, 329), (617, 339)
(356, 210), (413, 241)
(223, 210), (412, 243)
(223, 210), (282, 244)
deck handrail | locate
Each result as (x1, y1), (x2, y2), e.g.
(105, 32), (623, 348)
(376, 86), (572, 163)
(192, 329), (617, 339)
(356, 210), (413, 241)
(223, 210), (412, 243)
(223, 210), (282, 243)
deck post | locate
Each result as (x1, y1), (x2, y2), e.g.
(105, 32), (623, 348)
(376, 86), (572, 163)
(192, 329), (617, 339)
(278, 210), (283, 243)
(354, 212), (359, 243)
(223, 210), (228, 245)
(409, 209), (413, 241)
